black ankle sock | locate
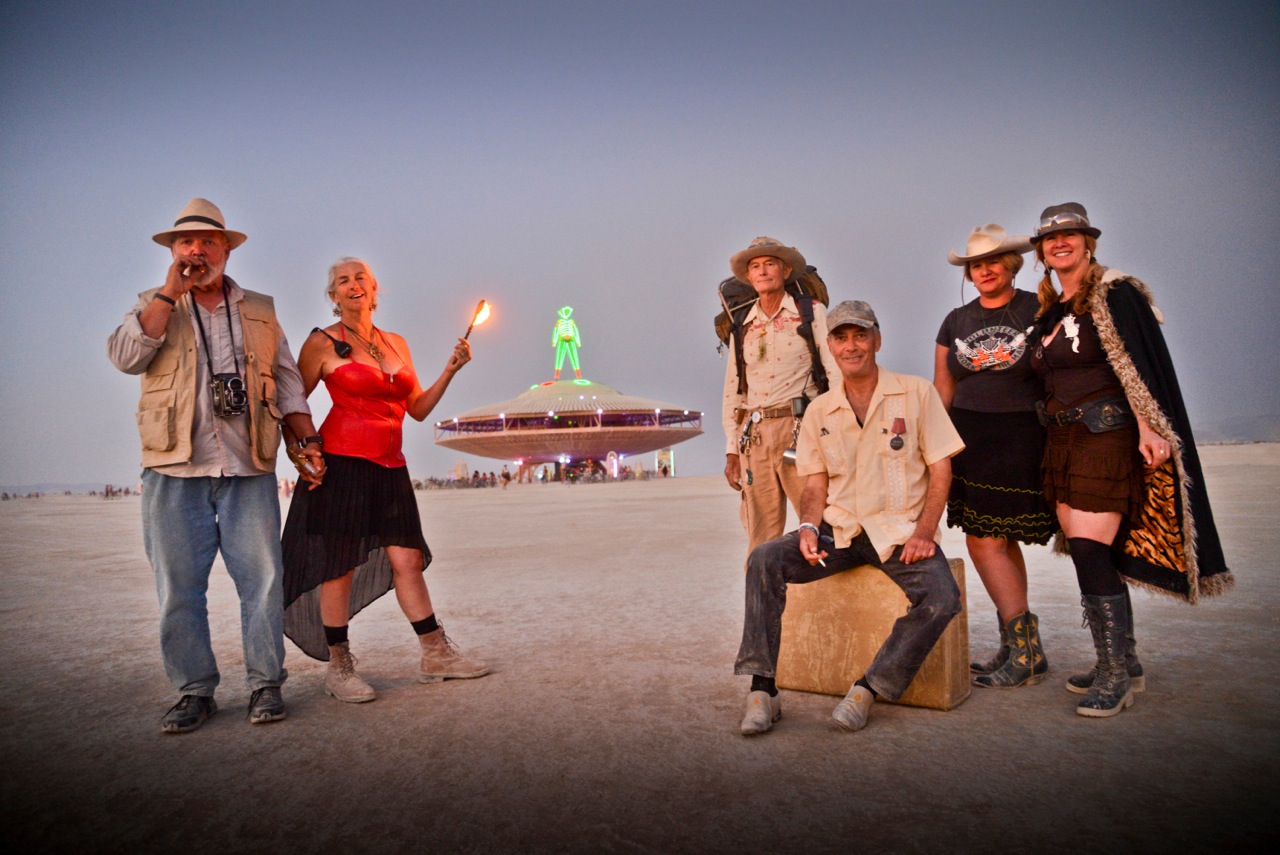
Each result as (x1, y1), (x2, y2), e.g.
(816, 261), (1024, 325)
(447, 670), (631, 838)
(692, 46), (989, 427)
(410, 614), (439, 636)
(751, 675), (778, 697)
(1068, 537), (1127, 596)
(855, 677), (878, 698)
(323, 624), (348, 646)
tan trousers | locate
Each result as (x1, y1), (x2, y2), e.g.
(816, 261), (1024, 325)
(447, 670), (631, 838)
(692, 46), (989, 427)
(737, 416), (807, 558)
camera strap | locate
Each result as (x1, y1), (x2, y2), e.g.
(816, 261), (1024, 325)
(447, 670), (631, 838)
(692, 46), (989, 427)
(191, 279), (242, 379)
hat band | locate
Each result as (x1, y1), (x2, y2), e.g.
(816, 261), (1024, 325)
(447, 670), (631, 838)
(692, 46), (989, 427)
(1038, 212), (1089, 232)
(174, 214), (226, 229)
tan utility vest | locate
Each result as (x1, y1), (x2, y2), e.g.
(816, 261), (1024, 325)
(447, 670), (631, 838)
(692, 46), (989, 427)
(135, 287), (284, 472)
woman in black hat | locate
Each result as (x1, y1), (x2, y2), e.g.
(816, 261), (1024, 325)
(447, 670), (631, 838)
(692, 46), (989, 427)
(1029, 202), (1232, 717)
(935, 225), (1057, 690)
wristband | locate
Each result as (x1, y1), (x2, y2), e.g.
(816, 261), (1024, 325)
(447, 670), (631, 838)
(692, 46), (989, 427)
(798, 522), (821, 537)
(299, 435), (324, 449)
(154, 292), (176, 306)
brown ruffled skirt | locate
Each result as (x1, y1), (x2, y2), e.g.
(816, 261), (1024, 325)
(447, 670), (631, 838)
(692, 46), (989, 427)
(1041, 416), (1145, 522)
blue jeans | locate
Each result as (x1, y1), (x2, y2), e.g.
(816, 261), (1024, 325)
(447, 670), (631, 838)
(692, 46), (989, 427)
(141, 470), (288, 695)
(735, 525), (960, 701)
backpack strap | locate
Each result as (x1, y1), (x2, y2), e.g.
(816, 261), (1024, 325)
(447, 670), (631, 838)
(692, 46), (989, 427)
(731, 309), (749, 396)
(795, 295), (830, 395)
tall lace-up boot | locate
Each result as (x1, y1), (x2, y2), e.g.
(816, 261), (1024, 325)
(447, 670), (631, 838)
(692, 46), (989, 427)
(1076, 593), (1135, 718)
(1066, 586), (1145, 694)
(973, 611), (1048, 688)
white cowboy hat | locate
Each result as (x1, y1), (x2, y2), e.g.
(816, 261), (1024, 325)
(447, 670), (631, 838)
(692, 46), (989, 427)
(947, 224), (1032, 266)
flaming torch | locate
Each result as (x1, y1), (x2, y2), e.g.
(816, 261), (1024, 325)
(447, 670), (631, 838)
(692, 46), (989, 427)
(464, 299), (491, 339)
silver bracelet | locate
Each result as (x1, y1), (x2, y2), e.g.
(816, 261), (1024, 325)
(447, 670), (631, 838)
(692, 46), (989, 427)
(798, 522), (820, 536)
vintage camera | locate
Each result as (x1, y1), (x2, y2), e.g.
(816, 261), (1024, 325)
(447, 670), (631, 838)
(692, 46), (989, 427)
(210, 373), (248, 417)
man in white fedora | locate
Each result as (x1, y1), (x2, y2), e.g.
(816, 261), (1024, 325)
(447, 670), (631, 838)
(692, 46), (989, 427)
(735, 300), (964, 735)
(108, 198), (324, 733)
(722, 237), (840, 559)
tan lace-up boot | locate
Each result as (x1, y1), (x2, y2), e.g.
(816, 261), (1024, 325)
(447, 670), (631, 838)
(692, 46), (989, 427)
(325, 642), (376, 703)
(418, 624), (490, 682)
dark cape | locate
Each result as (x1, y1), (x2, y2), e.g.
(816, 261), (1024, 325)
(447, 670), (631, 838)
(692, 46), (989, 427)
(1085, 270), (1233, 602)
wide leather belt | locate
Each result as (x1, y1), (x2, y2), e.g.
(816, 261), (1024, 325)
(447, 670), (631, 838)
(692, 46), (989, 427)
(1037, 394), (1136, 433)
(735, 405), (792, 425)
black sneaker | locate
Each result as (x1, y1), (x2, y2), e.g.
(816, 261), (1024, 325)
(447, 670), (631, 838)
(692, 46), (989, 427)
(247, 686), (286, 724)
(161, 694), (217, 734)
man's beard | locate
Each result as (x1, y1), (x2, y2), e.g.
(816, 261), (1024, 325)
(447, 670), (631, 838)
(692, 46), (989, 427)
(187, 261), (225, 291)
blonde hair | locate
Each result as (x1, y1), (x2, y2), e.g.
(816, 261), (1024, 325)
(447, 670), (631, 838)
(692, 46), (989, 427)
(1034, 235), (1102, 317)
(964, 251), (1025, 282)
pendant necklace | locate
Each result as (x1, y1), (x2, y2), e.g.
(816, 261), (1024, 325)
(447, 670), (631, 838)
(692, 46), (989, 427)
(343, 324), (386, 361)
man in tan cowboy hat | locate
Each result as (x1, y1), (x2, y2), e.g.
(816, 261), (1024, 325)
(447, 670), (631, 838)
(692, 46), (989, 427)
(108, 198), (325, 733)
(722, 237), (840, 557)
(736, 301), (964, 735)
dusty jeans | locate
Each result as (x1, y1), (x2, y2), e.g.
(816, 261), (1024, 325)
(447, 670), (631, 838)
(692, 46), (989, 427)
(734, 524), (960, 701)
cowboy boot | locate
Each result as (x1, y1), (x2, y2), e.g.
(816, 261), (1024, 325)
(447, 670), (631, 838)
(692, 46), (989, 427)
(1076, 593), (1135, 718)
(325, 642), (376, 703)
(973, 611), (1048, 689)
(418, 623), (490, 683)
(1066, 587), (1145, 694)
(970, 619), (1008, 675)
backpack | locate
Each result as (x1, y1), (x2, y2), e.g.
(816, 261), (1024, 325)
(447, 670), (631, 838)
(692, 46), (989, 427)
(715, 265), (831, 397)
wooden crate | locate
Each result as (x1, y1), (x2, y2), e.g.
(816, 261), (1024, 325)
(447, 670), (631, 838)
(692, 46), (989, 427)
(776, 557), (970, 711)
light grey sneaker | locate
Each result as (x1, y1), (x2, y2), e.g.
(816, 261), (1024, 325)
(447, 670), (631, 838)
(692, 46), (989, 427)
(740, 690), (782, 736)
(418, 624), (490, 683)
(326, 642), (376, 703)
(832, 683), (874, 732)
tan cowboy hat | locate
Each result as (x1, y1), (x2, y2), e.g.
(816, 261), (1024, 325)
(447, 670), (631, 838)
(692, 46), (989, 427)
(947, 224), (1032, 266)
(730, 236), (806, 283)
(152, 198), (247, 249)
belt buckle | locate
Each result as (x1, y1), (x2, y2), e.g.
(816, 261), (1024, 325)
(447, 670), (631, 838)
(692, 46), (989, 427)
(750, 410), (763, 424)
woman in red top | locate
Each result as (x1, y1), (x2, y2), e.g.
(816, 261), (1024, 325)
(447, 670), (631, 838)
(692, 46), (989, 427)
(282, 257), (488, 702)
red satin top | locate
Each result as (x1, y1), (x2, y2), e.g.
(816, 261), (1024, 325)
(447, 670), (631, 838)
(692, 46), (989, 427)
(320, 348), (417, 468)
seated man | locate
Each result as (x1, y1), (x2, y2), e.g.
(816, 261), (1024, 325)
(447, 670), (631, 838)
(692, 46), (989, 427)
(734, 300), (965, 735)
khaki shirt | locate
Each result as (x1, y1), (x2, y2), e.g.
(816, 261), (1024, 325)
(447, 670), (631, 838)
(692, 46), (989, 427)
(796, 369), (964, 560)
(721, 294), (840, 454)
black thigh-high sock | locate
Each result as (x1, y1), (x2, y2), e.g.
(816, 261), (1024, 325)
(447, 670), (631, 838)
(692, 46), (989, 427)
(1068, 537), (1127, 597)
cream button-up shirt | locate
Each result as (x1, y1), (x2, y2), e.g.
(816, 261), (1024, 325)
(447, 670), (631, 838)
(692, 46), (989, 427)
(721, 294), (840, 455)
(796, 369), (964, 561)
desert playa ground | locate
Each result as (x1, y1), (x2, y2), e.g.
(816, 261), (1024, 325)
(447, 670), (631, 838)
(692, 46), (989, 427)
(2, 444), (1278, 853)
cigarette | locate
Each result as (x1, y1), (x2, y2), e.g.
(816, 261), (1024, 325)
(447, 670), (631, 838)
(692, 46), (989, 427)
(818, 558), (826, 567)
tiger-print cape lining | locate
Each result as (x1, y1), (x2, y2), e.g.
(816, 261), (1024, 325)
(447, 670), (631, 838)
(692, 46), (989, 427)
(1089, 269), (1233, 603)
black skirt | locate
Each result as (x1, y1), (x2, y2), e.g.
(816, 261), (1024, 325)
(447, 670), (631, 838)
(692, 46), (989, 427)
(282, 453), (431, 660)
(946, 408), (1056, 545)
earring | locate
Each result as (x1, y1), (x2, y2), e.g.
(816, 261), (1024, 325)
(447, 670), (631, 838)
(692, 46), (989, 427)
(331, 305), (341, 317)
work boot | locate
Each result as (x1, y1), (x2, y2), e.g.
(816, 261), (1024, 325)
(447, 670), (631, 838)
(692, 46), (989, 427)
(740, 690), (782, 736)
(1076, 593), (1135, 718)
(970, 618), (1008, 675)
(418, 624), (490, 683)
(831, 682), (875, 732)
(1066, 587), (1145, 694)
(325, 642), (376, 703)
(973, 611), (1048, 689)
(246, 686), (287, 724)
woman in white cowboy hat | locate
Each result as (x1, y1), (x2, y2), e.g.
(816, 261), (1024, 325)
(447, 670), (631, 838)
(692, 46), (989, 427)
(1028, 202), (1232, 718)
(279, 257), (490, 703)
(934, 224), (1056, 689)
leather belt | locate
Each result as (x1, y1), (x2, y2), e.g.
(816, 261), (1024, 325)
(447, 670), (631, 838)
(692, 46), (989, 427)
(1037, 394), (1136, 433)
(735, 405), (792, 425)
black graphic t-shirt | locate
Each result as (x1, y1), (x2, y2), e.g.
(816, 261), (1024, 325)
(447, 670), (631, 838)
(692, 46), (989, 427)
(935, 289), (1041, 412)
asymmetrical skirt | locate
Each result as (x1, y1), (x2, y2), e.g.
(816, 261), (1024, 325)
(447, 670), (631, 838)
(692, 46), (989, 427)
(282, 453), (430, 660)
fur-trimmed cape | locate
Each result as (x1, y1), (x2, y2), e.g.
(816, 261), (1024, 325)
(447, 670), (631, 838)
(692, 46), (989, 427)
(1087, 269), (1233, 602)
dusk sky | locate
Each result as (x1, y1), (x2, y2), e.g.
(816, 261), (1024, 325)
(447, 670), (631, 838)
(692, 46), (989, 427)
(2, 1), (1277, 488)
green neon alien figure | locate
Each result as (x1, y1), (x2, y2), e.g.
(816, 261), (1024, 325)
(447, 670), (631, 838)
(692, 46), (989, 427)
(552, 305), (582, 379)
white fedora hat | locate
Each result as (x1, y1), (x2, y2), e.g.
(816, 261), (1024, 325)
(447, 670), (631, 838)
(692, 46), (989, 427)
(152, 198), (247, 249)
